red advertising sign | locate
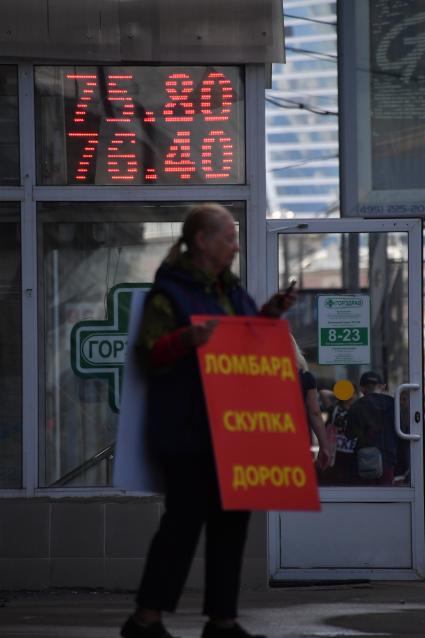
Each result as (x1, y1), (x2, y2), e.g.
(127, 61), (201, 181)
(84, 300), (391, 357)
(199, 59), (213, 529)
(192, 315), (320, 511)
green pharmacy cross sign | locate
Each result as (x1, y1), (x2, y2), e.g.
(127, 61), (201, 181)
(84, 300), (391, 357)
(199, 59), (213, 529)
(71, 283), (150, 412)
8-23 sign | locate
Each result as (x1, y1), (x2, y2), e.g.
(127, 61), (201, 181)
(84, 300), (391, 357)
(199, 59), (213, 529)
(320, 327), (368, 346)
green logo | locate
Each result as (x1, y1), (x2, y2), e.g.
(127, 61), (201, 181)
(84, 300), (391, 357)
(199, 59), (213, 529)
(70, 283), (150, 412)
(325, 297), (363, 308)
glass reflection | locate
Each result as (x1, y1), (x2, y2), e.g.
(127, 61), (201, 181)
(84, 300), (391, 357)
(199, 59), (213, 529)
(0, 66), (19, 186)
(0, 207), (22, 487)
(39, 202), (245, 487)
(279, 231), (409, 487)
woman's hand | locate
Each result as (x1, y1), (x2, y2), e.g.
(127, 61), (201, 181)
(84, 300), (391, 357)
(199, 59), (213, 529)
(180, 320), (219, 348)
(316, 442), (331, 471)
(261, 287), (297, 318)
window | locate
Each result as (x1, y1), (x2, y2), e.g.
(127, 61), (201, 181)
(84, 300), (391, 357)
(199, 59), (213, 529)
(276, 184), (338, 196)
(0, 66), (19, 186)
(38, 201), (246, 487)
(266, 0), (339, 219)
(0, 204), (22, 487)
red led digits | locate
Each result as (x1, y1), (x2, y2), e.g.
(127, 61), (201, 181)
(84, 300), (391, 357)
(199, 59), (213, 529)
(66, 75), (98, 124)
(143, 111), (156, 123)
(65, 68), (239, 184)
(107, 133), (138, 180)
(164, 131), (196, 180)
(106, 74), (135, 122)
(144, 168), (158, 181)
(200, 72), (233, 122)
(163, 73), (195, 122)
(105, 74), (139, 180)
(68, 133), (99, 181)
(66, 75), (100, 180)
(201, 130), (233, 179)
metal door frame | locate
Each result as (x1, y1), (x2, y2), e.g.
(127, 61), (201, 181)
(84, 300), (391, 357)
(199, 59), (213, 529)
(266, 217), (425, 581)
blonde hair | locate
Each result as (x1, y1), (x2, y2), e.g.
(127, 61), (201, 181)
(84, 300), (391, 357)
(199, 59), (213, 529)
(166, 202), (232, 265)
(291, 334), (309, 372)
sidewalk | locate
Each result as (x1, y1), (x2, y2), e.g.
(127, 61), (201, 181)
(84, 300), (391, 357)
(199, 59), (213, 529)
(1, 582), (425, 637)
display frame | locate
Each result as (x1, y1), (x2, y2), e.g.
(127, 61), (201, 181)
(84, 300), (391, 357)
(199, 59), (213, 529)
(34, 64), (246, 187)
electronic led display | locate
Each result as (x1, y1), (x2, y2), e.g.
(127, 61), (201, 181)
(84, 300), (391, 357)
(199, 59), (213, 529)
(35, 66), (245, 185)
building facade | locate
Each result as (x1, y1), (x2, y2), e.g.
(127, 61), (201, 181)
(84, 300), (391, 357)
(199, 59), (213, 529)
(1, 0), (425, 591)
(0, 0), (284, 590)
(266, 0), (339, 218)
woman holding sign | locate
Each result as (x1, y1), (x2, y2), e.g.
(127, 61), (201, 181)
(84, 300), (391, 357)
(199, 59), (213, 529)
(121, 203), (295, 638)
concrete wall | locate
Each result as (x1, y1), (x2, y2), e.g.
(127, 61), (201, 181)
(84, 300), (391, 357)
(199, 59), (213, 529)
(0, 498), (268, 591)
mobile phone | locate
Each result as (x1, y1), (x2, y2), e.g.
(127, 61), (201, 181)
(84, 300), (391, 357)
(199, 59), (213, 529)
(276, 279), (297, 310)
(286, 279), (297, 293)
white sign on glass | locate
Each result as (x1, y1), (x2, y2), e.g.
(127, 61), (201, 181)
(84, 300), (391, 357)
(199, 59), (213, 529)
(317, 294), (371, 365)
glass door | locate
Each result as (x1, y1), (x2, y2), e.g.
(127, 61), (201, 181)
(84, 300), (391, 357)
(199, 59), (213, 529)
(267, 218), (424, 580)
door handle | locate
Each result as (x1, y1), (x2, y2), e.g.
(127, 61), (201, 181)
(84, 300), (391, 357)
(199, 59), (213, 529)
(394, 383), (421, 441)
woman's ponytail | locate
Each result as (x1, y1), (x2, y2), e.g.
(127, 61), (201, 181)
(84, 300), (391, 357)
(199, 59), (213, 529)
(165, 202), (231, 266)
(166, 236), (185, 265)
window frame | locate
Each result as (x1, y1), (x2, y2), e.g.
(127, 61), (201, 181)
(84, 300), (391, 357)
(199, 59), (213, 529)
(0, 62), (267, 496)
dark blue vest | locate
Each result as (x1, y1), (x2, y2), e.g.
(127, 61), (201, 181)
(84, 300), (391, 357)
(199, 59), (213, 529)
(145, 262), (258, 455)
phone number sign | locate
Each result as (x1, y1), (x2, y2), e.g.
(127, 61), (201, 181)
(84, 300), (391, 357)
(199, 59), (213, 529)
(317, 294), (371, 365)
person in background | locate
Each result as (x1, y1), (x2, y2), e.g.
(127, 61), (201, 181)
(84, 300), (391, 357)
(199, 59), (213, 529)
(121, 203), (296, 638)
(318, 381), (358, 485)
(346, 370), (399, 485)
(290, 335), (330, 471)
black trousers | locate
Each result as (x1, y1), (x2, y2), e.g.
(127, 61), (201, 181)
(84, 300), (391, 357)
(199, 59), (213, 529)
(136, 452), (251, 618)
